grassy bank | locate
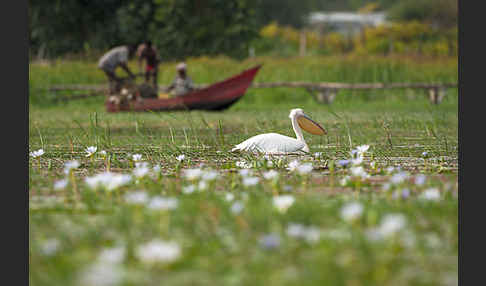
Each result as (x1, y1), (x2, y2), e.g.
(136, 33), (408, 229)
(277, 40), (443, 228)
(29, 55), (458, 107)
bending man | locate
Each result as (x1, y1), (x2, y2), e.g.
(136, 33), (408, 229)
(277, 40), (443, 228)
(98, 44), (137, 94)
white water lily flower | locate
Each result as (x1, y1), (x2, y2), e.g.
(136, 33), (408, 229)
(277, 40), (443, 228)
(225, 193), (235, 202)
(230, 201), (244, 214)
(379, 214), (407, 237)
(78, 262), (123, 286)
(338, 159), (350, 168)
(236, 160), (251, 169)
(85, 172), (132, 191)
(136, 240), (181, 264)
(283, 185), (293, 192)
(176, 154), (185, 162)
(340, 202), (364, 222)
(99, 150), (107, 156)
(153, 164), (161, 173)
(198, 180), (208, 190)
(238, 169), (252, 177)
(98, 246), (125, 264)
(296, 163), (313, 175)
(147, 197), (178, 211)
(242, 176), (259, 187)
(124, 191), (149, 205)
(393, 188), (411, 200)
(263, 170), (279, 180)
(356, 145), (370, 155)
(273, 195), (295, 213)
(63, 160), (80, 174)
(182, 185), (196, 194)
(287, 223), (306, 237)
(424, 233), (442, 249)
(30, 149), (45, 158)
(259, 233), (281, 250)
(287, 160), (300, 171)
(85, 146), (97, 157)
(131, 154), (142, 162)
(382, 183), (391, 191)
(420, 188), (441, 201)
(414, 174), (427, 186)
(314, 152), (323, 158)
(40, 238), (60, 256)
(134, 161), (149, 168)
(402, 188), (411, 198)
(368, 213), (407, 240)
(201, 170), (218, 181)
(183, 168), (203, 180)
(133, 164), (150, 178)
(303, 226), (321, 243)
(263, 155), (275, 167)
(286, 223), (320, 243)
(370, 161), (376, 168)
(390, 171), (409, 184)
(340, 176), (350, 186)
(54, 179), (68, 190)
(350, 166), (369, 179)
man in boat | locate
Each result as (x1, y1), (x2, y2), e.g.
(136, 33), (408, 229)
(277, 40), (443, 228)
(137, 40), (160, 91)
(98, 44), (137, 94)
(166, 62), (195, 97)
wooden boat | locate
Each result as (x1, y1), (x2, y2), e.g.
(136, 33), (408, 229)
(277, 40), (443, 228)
(106, 65), (262, 112)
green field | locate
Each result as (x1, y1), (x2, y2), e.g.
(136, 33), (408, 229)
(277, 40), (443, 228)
(29, 56), (458, 286)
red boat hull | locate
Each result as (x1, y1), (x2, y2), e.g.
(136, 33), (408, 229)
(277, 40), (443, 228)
(106, 65), (261, 112)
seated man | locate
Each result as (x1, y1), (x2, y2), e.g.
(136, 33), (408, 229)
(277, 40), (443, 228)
(98, 44), (137, 94)
(166, 62), (195, 97)
(137, 40), (160, 90)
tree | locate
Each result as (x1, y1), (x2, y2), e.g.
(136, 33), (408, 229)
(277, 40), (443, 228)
(29, 0), (260, 59)
(150, 0), (259, 60)
(388, 0), (457, 29)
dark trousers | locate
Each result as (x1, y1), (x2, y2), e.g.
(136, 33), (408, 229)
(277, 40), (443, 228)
(101, 69), (119, 94)
(145, 67), (158, 91)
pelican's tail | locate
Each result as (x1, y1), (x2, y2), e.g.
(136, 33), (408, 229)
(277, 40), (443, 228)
(231, 142), (258, 153)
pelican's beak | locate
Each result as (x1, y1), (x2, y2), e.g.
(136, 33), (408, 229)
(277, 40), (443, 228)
(297, 114), (327, 135)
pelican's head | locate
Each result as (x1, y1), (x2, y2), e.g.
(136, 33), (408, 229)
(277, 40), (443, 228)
(289, 108), (327, 135)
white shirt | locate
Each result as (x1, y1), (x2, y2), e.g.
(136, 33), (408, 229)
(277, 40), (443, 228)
(98, 46), (129, 71)
(171, 76), (194, 96)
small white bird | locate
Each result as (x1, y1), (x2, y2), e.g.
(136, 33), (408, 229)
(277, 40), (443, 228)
(232, 108), (327, 154)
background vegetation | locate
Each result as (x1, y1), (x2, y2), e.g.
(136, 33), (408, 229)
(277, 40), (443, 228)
(29, 0), (457, 60)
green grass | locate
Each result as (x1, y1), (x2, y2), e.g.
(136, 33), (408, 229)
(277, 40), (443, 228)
(29, 56), (458, 286)
(29, 54), (457, 106)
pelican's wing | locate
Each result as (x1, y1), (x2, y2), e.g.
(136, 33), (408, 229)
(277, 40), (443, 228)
(232, 133), (305, 153)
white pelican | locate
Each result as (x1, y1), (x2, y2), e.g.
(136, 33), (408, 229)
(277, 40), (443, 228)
(232, 108), (327, 154)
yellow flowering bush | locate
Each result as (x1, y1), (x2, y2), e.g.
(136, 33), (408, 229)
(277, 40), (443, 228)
(260, 22), (279, 38)
(354, 21), (457, 57)
(256, 21), (456, 57)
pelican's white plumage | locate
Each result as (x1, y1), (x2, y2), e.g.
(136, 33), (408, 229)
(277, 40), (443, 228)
(232, 133), (306, 153)
(232, 108), (326, 154)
